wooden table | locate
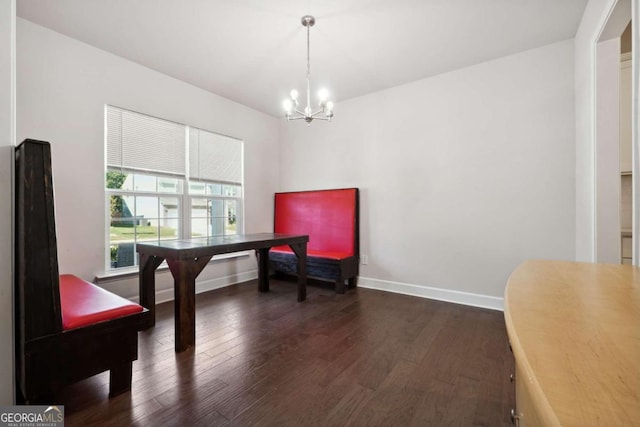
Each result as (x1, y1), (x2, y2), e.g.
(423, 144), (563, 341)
(504, 260), (640, 426)
(137, 233), (309, 352)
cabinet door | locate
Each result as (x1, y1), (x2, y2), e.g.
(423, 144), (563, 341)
(514, 362), (562, 427)
(514, 364), (541, 427)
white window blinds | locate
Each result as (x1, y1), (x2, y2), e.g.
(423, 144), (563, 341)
(189, 128), (243, 185)
(106, 106), (186, 177)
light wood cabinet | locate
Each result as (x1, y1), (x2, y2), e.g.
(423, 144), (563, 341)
(504, 260), (640, 426)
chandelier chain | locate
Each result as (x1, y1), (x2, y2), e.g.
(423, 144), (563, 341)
(306, 21), (310, 81)
(306, 20), (311, 112)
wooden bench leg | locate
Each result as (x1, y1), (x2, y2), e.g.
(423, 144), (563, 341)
(335, 279), (346, 294)
(109, 361), (133, 397)
(348, 276), (358, 288)
(22, 389), (55, 405)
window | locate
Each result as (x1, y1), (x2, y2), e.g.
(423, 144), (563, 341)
(105, 106), (243, 270)
(188, 127), (243, 239)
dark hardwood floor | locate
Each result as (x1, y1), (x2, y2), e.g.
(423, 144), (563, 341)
(55, 278), (515, 426)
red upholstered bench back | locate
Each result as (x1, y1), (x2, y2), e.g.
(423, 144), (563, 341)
(274, 188), (358, 256)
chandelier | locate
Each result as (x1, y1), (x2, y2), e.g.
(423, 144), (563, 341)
(282, 15), (334, 125)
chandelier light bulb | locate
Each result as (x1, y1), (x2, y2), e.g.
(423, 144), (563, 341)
(318, 88), (328, 102)
(283, 99), (293, 113)
(325, 101), (334, 112)
(290, 89), (299, 101)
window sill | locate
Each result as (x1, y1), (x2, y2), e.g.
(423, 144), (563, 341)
(94, 250), (252, 284)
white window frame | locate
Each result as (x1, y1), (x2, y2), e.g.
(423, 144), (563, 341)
(186, 183), (243, 240)
(104, 105), (245, 273)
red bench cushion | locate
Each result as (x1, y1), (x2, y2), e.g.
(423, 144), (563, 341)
(270, 245), (352, 260)
(59, 274), (144, 330)
(274, 188), (356, 256)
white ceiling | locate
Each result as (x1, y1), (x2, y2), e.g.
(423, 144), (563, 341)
(17, 0), (588, 118)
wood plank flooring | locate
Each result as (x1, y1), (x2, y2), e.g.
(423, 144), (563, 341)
(55, 278), (515, 426)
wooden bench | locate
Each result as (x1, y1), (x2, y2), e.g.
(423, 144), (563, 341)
(269, 188), (359, 293)
(15, 139), (149, 403)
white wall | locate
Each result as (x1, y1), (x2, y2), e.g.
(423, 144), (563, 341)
(17, 19), (281, 300)
(0, 0), (15, 406)
(279, 40), (576, 307)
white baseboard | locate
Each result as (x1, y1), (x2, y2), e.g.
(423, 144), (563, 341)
(358, 276), (504, 311)
(131, 271), (503, 312)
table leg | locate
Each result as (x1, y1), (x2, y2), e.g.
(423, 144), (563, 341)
(289, 242), (307, 302)
(167, 256), (212, 352)
(138, 253), (164, 328)
(257, 248), (270, 292)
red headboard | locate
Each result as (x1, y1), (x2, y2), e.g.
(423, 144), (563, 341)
(274, 188), (359, 256)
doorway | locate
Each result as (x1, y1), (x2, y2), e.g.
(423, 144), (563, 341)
(594, 0), (635, 265)
(620, 22), (633, 264)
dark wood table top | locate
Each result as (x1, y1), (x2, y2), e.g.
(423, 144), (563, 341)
(136, 233), (309, 259)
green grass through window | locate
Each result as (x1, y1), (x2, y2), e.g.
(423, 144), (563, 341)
(110, 225), (178, 242)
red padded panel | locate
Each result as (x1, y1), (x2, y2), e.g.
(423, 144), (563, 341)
(270, 245), (351, 260)
(59, 274), (143, 330)
(274, 189), (356, 256)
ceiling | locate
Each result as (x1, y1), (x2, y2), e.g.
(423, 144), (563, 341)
(17, 0), (588, 118)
